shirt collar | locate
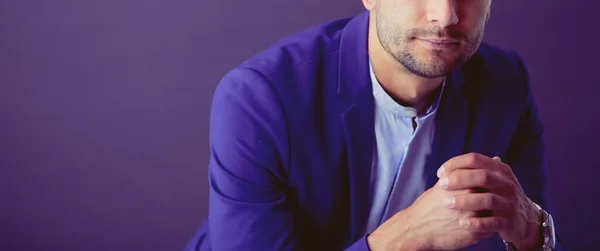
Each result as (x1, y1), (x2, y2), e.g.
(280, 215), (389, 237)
(369, 60), (445, 119)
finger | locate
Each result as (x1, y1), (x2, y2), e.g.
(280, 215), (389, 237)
(459, 210), (478, 218)
(447, 193), (510, 211)
(459, 216), (509, 233)
(437, 153), (506, 178)
(441, 169), (508, 190)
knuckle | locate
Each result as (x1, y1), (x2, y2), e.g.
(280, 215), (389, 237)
(451, 172), (462, 185)
(446, 174), (455, 187)
(490, 194), (500, 208)
(466, 153), (479, 166)
(499, 162), (509, 171)
(461, 210), (477, 218)
(473, 218), (495, 231)
(453, 195), (464, 208)
(448, 172), (461, 187)
(469, 219), (481, 229)
(497, 164), (509, 175)
(476, 171), (488, 186)
(483, 194), (494, 208)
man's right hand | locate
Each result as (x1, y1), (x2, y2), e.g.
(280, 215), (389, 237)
(366, 179), (495, 251)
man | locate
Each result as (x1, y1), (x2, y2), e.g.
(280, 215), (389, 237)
(186, 0), (563, 250)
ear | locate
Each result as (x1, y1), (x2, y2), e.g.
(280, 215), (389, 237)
(362, 0), (376, 11)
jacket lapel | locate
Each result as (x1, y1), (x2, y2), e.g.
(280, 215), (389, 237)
(424, 68), (470, 188)
(340, 94), (374, 243)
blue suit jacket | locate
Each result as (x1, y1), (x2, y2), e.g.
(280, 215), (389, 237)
(186, 11), (563, 251)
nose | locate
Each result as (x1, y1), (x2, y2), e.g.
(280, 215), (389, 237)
(427, 0), (459, 27)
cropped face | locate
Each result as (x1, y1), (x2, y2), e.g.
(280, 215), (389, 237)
(366, 0), (492, 78)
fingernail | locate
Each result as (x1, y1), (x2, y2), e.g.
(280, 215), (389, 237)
(459, 219), (470, 229)
(437, 166), (445, 177)
(493, 156), (501, 161)
(439, 177), (448, 189)
(444, 197), (455, 208)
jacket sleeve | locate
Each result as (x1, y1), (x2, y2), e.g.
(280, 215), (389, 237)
(503, 53), (564, 250)
(207, 67), (296, 250)
(207, 67), (370, 251)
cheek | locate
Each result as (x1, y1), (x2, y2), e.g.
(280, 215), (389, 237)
(456, 2), (490, 26)
(452, 11), (488, 39)
(381, 0), (424, 23)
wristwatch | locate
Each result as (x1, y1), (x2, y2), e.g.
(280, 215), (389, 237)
(503, 200), (556, 251)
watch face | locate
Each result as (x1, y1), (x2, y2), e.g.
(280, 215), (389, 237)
(532, 202), (555, 250)
(547, 213), (556, 249)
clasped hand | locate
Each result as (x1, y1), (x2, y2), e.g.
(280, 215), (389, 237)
(437, 153), (542, 249)
(367, 153), (542, 251)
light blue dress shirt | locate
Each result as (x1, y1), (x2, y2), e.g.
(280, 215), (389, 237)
(365, 61), (445, 234)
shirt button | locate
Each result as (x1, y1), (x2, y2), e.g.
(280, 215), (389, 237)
(405, 109), (416, 117)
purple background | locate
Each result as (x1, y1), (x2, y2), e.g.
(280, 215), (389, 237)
(0, 0), (597, 250)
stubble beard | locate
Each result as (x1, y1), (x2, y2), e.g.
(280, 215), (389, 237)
(375, 12), (485, 79)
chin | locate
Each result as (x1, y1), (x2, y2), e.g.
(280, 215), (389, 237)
(420, 56), (459, 69)
(387, 43), (467, 78)
(406, 56), (460, 78)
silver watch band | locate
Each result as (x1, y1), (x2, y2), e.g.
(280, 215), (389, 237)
(503, 200), (555, 251)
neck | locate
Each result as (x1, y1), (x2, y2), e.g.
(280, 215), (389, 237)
(367, 15), (444, 114)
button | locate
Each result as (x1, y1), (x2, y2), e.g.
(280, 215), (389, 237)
(405, 109), (416, 117)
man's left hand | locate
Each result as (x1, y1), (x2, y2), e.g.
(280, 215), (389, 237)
(437, 153), (543, 250)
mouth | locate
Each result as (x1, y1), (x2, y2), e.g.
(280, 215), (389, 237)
(415, 38), (460, 49)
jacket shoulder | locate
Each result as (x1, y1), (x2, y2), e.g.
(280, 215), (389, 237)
(462, 42), (530, 102)
(466, 42), (525, 78)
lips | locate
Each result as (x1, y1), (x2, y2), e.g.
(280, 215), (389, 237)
(417, 38), (459, 44)
(416, 38), (460, 49)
